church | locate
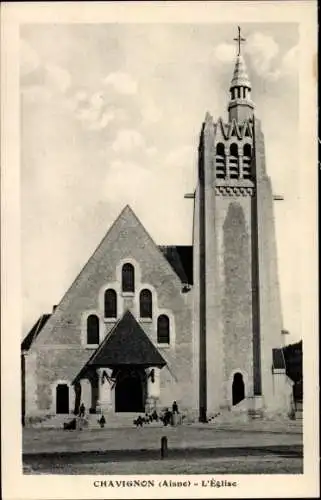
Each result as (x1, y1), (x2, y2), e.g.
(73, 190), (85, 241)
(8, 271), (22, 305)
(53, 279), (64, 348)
(21, 29), (294, 426)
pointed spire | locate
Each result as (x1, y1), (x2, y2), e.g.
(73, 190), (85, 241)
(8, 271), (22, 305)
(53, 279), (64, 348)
(230, 54), (251, 90)
(228, 26), (255, 123)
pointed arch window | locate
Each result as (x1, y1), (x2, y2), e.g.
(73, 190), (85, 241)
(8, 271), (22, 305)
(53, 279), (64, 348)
(243, 143), (252, 179)
(157, 315), (170, 344)
(229, 143), (239, 179)
(215, 142), (226, 179)
(87, 314), (99, 345)
(122, 263), (135, 293)
(140, 289), (152, 319)
(104, 289), (117, 318)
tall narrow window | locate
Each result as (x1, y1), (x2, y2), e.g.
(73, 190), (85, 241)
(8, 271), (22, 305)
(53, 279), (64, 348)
(104, 289), (117, 318)
(122, 263), (135, 293)
(229, 143), (239, 179)
(157, 315), (170, 344)
(140, 289), (152, 318)
(215, 143), (226, 179)
(243, 143), (252, 179)
(87, 314), (99, 345)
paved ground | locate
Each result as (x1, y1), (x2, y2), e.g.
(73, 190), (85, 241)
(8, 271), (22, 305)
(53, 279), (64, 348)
(24, 455), (302, 475)
(23, 423), (303, 475)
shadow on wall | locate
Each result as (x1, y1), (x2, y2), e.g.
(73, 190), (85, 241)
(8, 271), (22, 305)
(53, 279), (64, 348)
(223, 202), (251, 344)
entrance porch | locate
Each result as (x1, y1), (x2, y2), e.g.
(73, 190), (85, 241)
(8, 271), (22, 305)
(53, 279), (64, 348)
(72, 311), (166, 416)
(74, 365), (160, 415)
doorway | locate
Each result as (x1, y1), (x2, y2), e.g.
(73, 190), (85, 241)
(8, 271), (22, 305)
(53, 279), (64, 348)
(56, 384), (70, 414)
(232, 372), (245, 406)
(115, 369), (146, 412)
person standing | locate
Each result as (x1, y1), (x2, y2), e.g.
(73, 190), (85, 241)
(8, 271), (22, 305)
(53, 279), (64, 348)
(172, 401), (178, 414)
(79, 402), (85, 418)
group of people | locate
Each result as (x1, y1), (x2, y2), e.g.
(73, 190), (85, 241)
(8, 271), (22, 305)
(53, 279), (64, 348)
(133, 401), (180, 428)
(75, 401), (180, 429)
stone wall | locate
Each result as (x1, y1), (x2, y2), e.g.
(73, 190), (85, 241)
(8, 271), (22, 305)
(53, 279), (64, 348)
(26, 206), (195, 417)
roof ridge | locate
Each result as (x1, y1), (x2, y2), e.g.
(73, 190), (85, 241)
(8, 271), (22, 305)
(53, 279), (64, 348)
(77, 311), (130, 372)
(72, 311), (166, 384)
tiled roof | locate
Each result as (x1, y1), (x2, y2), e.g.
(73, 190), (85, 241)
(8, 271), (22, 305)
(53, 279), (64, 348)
(158, 245), (193, 285)
(21, 314), (51, 352)
(73, 311), (166, 382)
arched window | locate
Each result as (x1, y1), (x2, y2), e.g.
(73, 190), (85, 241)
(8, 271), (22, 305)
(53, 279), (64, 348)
(87, 314), (99, 345)
(140, 289), (152, 318)
(216, 143), (225, 156)
(230, 143), (238, 156)
(56, 384), (69, 414)
(243, 143), (252, 157)
(157, 315), (170, 344)
(122, 263), (135, 293)
(215, 142), (226, 179)
(229, 143), (239, 179)
(104, 289), (117, 318)
(243, 143), (252, 179)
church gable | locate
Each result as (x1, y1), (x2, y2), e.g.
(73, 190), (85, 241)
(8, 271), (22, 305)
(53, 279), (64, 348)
(242, 120), (253, 138)
(229, 119), (241, 139)
(30, 205), (187, 349)
(215, 117), (228, 140)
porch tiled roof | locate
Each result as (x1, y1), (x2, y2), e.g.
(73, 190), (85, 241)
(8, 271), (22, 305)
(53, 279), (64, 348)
(73, 311), (166, 383)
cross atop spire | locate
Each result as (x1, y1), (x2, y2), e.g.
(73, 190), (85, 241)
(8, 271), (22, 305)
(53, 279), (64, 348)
(233, 26), (246, 56)
(228, 27), (254, 122)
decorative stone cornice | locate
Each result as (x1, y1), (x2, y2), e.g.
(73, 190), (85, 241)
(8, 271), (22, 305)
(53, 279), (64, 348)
(215, 185), (255, 197)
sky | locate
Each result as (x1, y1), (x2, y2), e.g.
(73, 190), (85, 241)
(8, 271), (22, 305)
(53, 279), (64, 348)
(20, 22), (301, 343)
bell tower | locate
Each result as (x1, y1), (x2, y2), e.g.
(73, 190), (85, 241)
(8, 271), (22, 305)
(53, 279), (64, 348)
(193, 27), (291, 422)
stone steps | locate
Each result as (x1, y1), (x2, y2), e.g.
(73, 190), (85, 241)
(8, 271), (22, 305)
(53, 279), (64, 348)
(32, 414), (70, 429)
(28, 412), (165, 429)
(87, 412), (164, 429)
